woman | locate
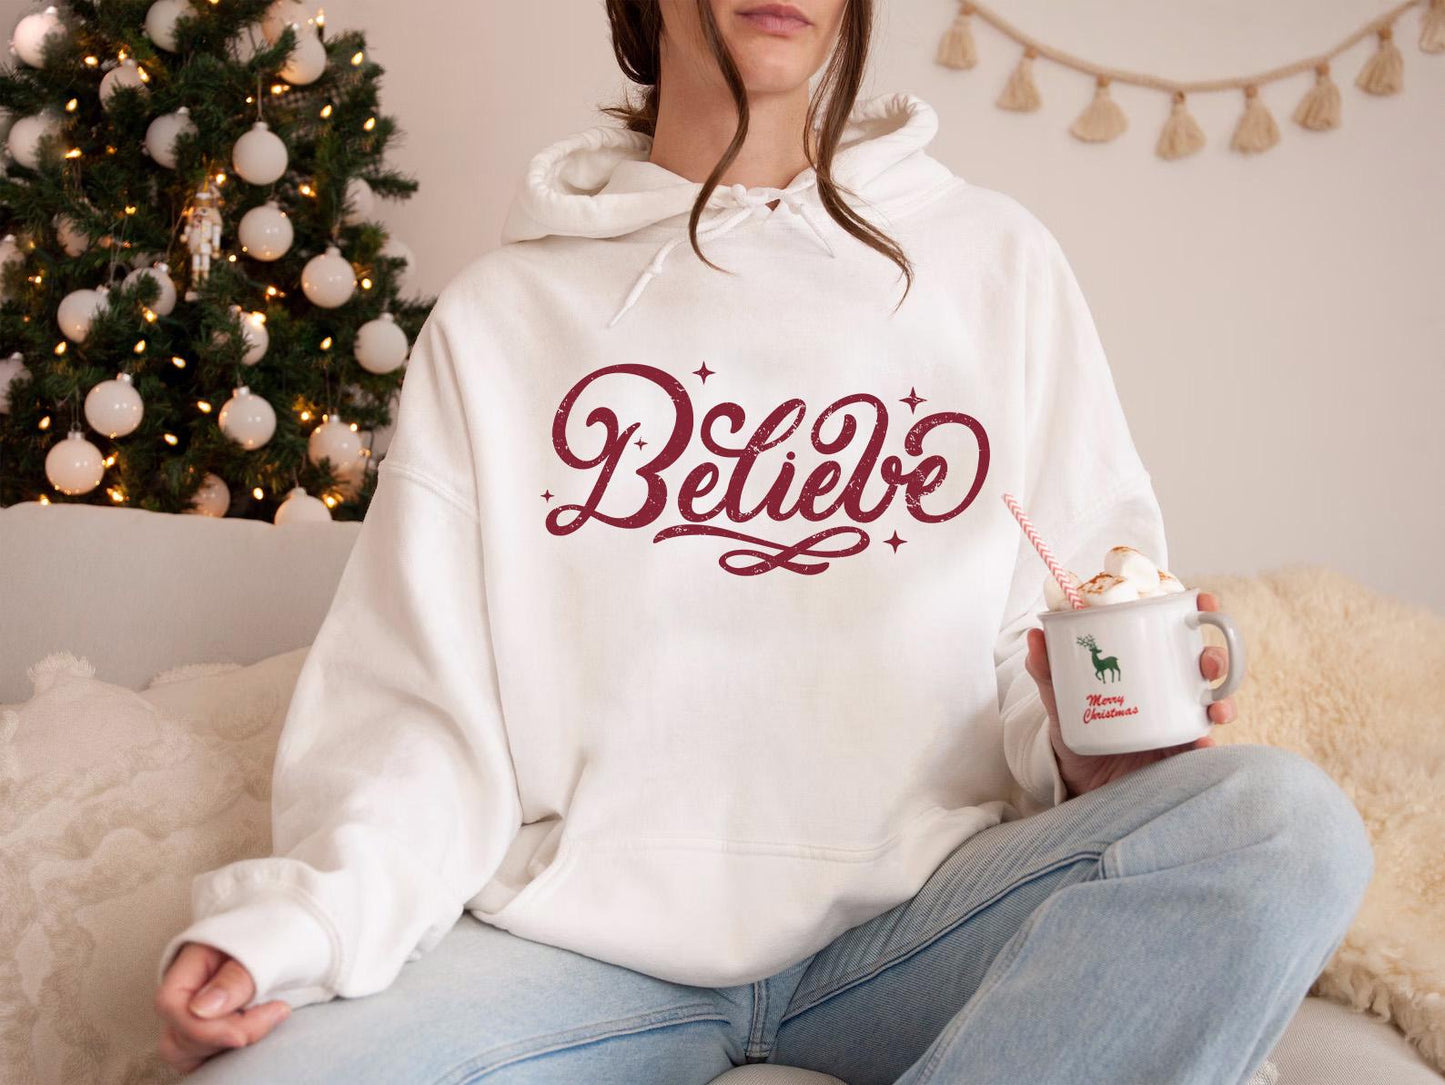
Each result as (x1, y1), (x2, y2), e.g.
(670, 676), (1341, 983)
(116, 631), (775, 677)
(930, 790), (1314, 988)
(155, 1), (1373, 1081)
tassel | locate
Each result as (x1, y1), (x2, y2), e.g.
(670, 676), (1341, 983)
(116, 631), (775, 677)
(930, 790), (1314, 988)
(1156, 90), (1206, 160)
(1069, 76), (1128, 143)
(936, 2), (978, 70)
(1293, 62), (1342, 131)
(1422, 0), (1445, 53)
(1230, 84), (1280, 154)
(997, 46), (1041, 111)
(1356, 25), (1404, 94)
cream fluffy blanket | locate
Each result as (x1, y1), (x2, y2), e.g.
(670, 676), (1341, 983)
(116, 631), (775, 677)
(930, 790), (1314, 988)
(1189, 564), (1445, 1073)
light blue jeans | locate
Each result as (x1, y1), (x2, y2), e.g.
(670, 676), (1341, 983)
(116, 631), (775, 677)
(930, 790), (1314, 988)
(186, 744), (1373, 1084)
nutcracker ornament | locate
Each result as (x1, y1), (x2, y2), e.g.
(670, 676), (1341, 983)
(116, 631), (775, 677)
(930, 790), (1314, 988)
(180, 179), (224, 300)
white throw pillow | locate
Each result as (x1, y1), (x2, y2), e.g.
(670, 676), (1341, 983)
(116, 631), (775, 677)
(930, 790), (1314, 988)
(0, 647), (307, 1085)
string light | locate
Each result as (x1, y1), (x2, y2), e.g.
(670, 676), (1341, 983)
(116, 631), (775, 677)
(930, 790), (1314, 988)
(54, 341), (66, 355)
(252, 486), (264, 499)
(197, 399), (212, 412)
(65, 147), (82, 159)
(215, 172), (227, 185)
(320, 103), (333, 119)
(65, 98), (78, 111)
(38, 494), (50, 504)
(172, 355), (186, 368)
(360, 277), (373, 290)
(134, 339), (147, 353)
(320, 336), (332, 349)
(299, 409), (312, 421)
(363, 117), (376, 131)
(323, 493), (339, 507)
(143, 308), (158, 322)
(351, 51), (364, 65)
(124, 204), (137, 214)
(103, 453), (116, 466)
(163, 433), (178, 445)
(84, 55), (98, 66)
(108, 487), (125, 503)
(38, 415), (51, 429)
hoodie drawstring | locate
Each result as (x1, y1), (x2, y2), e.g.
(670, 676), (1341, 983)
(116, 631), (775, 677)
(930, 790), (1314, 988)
(607, 180), (838, 329)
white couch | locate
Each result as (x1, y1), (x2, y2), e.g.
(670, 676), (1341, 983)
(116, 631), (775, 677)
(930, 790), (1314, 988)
(2, 500), (1439, 1085)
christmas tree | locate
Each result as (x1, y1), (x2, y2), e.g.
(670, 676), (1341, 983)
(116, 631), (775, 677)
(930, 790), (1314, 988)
(0, 0), (433, 522)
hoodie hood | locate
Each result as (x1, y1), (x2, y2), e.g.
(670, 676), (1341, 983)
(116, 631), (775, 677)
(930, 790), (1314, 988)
(500, 92), (958, 327)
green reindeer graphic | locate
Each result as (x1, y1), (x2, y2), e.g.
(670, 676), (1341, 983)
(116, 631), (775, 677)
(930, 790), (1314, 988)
(1077, 634), (1121, 683)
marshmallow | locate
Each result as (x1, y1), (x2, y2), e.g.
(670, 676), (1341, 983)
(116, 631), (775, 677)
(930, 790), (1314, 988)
(1104, 545), (1160, 597)
(1156, 569), (1186, 594)
(1078, 571), (1140, 607)
(1043, 568), (1083, 612)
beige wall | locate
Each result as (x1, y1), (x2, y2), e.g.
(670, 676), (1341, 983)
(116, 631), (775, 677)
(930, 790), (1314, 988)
(8, 1), (1442, 612)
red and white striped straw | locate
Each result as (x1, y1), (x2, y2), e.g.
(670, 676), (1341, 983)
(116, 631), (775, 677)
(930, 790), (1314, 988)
(1001, 492), (1086, 610)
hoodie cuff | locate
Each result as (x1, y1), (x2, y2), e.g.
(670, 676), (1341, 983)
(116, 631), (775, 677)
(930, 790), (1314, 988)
(157, 887), (339, 1011)
(1009, 684), (1071, 809)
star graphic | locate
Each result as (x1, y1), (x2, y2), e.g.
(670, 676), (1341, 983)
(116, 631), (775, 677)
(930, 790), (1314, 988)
(540, 489), (554, 502)
(899, 387), (927, 414)
(634, 437), (647, 450)
(693, 361), (715, 383)
(883, 530), (907, 552)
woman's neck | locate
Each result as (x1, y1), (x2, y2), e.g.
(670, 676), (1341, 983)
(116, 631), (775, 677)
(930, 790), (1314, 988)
(648, 84), (817, 191)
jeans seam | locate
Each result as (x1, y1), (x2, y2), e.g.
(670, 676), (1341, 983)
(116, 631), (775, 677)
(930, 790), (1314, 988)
(778, 848), (1104, 1025)
(437, 1004), (731, 1084)
(746, 979), (769, 1058)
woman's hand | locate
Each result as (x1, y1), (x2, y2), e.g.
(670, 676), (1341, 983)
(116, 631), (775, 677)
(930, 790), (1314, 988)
(155, 942), (290, 1074)
(1024, 590), (1238, 800)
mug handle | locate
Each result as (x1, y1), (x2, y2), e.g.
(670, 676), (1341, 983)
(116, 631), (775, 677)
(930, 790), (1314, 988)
(1187, 609), (1247, 702)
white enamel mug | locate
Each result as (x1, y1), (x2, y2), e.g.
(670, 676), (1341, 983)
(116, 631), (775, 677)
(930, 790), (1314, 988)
(1037, 587), (1246, 756)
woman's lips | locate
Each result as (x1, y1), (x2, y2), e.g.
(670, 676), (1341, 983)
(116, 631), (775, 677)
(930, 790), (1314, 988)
(738, 9), (811, 35)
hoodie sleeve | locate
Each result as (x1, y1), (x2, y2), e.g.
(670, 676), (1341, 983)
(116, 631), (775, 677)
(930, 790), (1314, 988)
(155, 293), (523, 1011)
(994, 219), (1169, 813)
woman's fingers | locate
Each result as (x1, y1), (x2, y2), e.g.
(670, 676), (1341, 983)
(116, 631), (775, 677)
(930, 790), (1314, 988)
(1208, 696), (1236, 725)
(1025, 627), (1052, 682)
(1200, 644), (1227, 680)
(189, 957), (257, 1018)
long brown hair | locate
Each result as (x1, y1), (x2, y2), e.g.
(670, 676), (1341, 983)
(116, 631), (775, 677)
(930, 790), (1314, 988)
(602, 0), (913, 310)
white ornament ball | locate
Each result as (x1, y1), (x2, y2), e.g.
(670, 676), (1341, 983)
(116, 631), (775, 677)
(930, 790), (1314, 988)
(45, 427), (105, 495)
(123, 262), (177, 316)
(342, 176), (375, 225)
(355, 312), (409, 374)
(8, 109), (63, 170)
(0, 233), (25, 301)
(57, 285), (110, 342)
(261, 0), (309, 43)
(54, 213), (91, 256)
(238, 310), (269, 365)
(84, 371), (144, 438)
(301, 244), (355, 308)
(307, 415), (363, 472)
(232, 120), (288, 185)
(380, 235), (416, 292)
(218, 385), (276, 450)
(145, 106), (196, 170)
(99, 59), (148, 110)
(187, 471), (230, 517)
(11, 5), (67, 68)
(274, 485), (332, 524)
(279, 23), (327, 85)
(0, 352), (29, 413)
(144, 0), (192, 52)
(238, 200), (293, 260)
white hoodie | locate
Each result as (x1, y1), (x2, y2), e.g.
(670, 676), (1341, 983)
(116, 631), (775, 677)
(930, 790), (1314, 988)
(157, 91), (1167, 1011)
